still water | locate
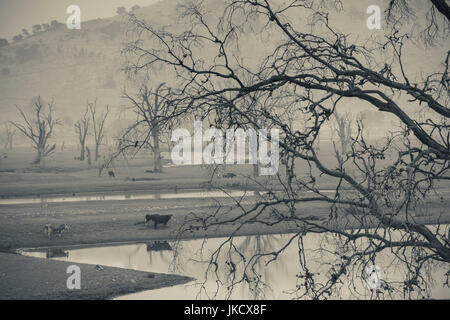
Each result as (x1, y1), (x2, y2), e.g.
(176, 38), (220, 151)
(0, 190), (262, 205)
(0, 190), (338, 206)
(22, 231), (450, 300)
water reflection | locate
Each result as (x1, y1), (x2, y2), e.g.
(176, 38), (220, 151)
(0, 190), (264, 205)
(45, 248), (69, 259)
(22, 231), (450, 300)
(0, 190), (339, 206)
(147, 241), (173, 252)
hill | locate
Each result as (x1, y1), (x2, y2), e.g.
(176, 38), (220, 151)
(0, 0), (189, 121)
(0, 0), (443, 144)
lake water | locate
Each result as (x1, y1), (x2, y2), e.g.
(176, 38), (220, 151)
(0, 190), (337, 206)
(22, 230), (450, 300)
(0, 190), (261, 205)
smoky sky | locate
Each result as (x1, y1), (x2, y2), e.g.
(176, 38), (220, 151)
(0, 0), (163, 39)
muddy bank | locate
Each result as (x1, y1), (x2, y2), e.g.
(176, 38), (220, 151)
(0, 252), (192, 300)
(0, 193), (448, 300)
(1, 194), (449, 252)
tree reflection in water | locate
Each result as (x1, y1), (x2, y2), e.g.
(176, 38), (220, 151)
(22, 231), (449, 300)
(165, 229), (449, 300)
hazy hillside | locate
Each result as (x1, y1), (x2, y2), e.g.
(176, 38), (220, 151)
(0, 0), (186, 120)
(0, 0), (443, 144)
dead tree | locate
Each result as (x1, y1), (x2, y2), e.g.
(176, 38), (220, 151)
(331, 111), (353, 157)
(124, 0), (450, 299)
(10, 97), (59, 165)
(89, 100), (109, 161)
(386, 0), (450, 45)
(86, 146), (92, 166)
(121, 82), (171, 173)
(74, 106), (89, 161)
(2, 124), (15, 150)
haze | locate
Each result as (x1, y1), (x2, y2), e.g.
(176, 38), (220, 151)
(0, 0), (163, 39)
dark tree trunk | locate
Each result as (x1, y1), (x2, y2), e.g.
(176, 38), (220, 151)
(152, 125), (162, 173)
(80, 144), (85, 161)
(32, 148), (43, 165)
(86, 146), (92, 166)
(253, 163), (259, 177)
(98, 164), (104, 177)
(95, 144), (100, 161)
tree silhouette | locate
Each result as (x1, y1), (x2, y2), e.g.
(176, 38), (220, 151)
(89, 100), (109, 161)
(125, 0), (450, 298)
(121, 82), (172, 173)
(74, 105), (90, 161)
(10, 97), (59, 165)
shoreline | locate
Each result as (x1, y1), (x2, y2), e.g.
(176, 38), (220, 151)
(1, 161), (449, 300)
(1, 199), (449, 300)
(8, 211), (450, 255)
(0, 252), (193, 300)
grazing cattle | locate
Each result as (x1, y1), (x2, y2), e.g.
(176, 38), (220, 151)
(223, 173), (237, 178)
(43, 224), (69, 238)
(145, 214), (173, 229)
(108, 170), (115, 178)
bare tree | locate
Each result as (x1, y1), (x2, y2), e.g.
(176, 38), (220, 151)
(86, 146), (92, 166)
(331, 111), (353, 157)
(121, 82), (172, 173)
(124, 0), (450, 299)
(386, 0), (450, 45)
(10, 97), (59, 165)
(74, 105), (90, 161)
(2, 123), (15, 150)
(88, 100), (109, 161)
